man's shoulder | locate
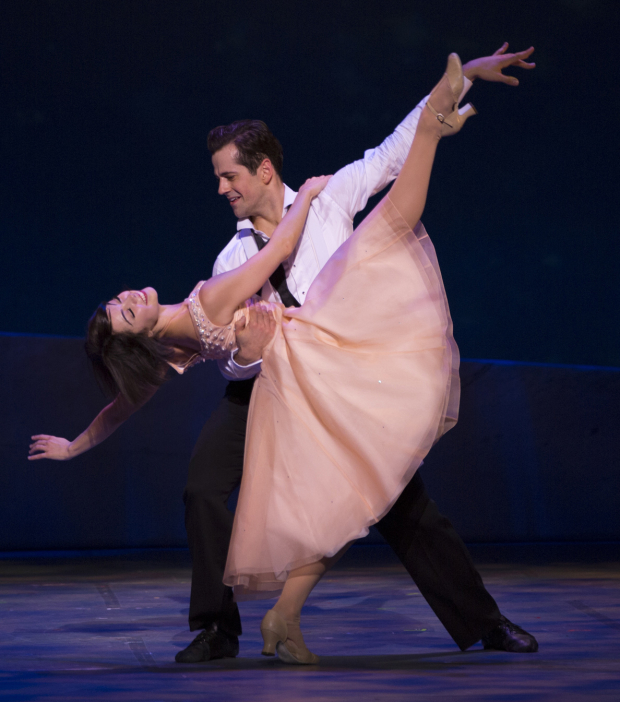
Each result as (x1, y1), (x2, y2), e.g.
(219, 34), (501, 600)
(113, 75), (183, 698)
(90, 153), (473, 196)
(214, 229), (253, 274)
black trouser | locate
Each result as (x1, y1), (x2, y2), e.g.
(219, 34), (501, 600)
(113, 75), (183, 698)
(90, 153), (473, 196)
(375, 472), (501, 649)
(184, 379), (501, 650)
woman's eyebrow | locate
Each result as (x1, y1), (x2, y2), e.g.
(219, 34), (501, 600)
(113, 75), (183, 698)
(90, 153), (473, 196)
(108, 297), (131, 326)
(111, 298), (132, 326)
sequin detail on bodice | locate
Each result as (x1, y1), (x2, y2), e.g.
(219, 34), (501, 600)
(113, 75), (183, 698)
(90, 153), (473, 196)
(187, 282), (237, 361)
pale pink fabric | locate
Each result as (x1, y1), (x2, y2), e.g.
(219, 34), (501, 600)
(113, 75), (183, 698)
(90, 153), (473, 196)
(167, 286), (249, 375)
(221, 196), (460, 600)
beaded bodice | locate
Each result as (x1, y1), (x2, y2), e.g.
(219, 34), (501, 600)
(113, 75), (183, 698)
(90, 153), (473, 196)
(187, 281), (239, 362)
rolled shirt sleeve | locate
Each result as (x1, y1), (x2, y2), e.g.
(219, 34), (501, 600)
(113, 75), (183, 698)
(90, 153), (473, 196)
(321, 96), (427, 221)
(322, 77), (472, 221)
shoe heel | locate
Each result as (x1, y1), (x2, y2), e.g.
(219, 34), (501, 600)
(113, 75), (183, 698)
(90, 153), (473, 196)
(260, 627), (280, 656)
(458, 102), (477, 121)
(260, 609), (288, 657)
(426, 54), (477, 136)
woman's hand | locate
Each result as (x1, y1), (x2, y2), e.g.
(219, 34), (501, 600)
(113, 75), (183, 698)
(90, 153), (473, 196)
(463, 44), (535, 86)
(29, 435), (73, 461)
(298, 175), (332, 199)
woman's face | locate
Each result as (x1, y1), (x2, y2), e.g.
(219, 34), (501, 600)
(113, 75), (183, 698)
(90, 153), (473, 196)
(107, 287), (160, 335)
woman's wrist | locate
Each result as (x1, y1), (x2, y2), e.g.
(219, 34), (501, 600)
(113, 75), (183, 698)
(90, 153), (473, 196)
(295, 188), (314, 204)
(462, 61), (478, 81)
(66, 441), (79, 459)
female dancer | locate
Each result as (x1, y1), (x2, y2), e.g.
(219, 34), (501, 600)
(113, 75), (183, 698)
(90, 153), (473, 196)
(30, 55), (474, 663)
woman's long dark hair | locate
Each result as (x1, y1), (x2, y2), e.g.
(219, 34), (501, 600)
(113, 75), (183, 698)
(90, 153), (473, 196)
(85, 304), (173, 405)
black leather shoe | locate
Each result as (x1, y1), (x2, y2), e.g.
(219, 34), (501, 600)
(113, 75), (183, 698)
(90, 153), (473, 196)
(482, 615), (538, 653)
(175, 624), (239, 663)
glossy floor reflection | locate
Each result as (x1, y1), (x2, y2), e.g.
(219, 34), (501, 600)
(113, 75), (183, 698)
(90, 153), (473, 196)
(1, 546), (619, 701)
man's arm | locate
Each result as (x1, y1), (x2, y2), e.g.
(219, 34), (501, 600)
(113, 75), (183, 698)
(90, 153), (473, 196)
(213, 252), (266, 382)
(212, 239), (278, 382)
(320, 94), (431, 222)
(215, 299), (277, 381)
(234, 304), (277, 363)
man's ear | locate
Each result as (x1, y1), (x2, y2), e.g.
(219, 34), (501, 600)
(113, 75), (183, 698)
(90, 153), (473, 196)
(259, 158), (275, 185)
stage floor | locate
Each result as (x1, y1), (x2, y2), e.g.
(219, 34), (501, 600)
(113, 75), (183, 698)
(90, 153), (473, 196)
(1, 546), (619, 701)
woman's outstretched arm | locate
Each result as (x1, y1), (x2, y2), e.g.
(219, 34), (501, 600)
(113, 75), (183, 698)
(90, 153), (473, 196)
(199, 176), (330, 325)
(28, 389), (156, 461)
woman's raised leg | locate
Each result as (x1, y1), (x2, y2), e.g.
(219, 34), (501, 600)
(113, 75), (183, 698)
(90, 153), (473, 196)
(258, 54), (475, 665)
(385, 53), (475, 229)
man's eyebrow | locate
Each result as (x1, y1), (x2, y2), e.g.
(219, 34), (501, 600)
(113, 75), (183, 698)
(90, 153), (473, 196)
(216, 170), (237, 178)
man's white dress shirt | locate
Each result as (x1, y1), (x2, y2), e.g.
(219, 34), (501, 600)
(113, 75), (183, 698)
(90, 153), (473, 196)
(213, 80), (471, 381)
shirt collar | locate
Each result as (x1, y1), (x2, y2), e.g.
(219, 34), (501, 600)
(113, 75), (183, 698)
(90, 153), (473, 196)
(236, 184), (298, 232)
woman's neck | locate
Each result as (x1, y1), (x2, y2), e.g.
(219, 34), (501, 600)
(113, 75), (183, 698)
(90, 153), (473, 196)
(154, 303), (201, 351)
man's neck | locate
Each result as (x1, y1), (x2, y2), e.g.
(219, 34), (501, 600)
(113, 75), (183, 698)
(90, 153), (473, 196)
(249, 181), (286, 238)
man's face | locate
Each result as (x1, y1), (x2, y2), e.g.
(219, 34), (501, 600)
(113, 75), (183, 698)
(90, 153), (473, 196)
(212, 143), (266, 221)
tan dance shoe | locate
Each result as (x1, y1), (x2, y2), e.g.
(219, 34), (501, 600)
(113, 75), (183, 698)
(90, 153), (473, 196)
(260, 609), (319, 665)
(426, 53), (477, 136)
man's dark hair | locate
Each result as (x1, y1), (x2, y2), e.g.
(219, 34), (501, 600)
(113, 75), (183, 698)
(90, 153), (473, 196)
(85, 304), (173, 405)
(207, 120), (283, 176)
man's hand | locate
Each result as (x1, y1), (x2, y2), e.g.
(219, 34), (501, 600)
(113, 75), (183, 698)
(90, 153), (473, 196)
(234, 302), (276, 366)
(463, 43), (535, 86)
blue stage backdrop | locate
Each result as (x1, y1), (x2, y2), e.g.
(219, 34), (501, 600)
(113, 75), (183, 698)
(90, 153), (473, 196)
(0, 0), (618, 366)
(1, 1), (619, 551)
(1, 333), (618, 550)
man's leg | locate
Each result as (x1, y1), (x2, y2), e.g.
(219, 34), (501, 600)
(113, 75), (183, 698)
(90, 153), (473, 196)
(376, 471), (537, 652)
(176, 380), (253, 662)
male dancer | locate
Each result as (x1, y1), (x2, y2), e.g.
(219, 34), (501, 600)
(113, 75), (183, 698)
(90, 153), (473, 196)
(176, 44), (537, 663)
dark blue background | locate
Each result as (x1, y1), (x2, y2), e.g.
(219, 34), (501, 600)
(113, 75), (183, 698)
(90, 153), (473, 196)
(1, 0), (618, 366)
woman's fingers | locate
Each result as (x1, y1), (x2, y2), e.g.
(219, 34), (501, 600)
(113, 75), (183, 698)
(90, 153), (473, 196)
(500, 47), (535, 69)
(515, 46), (535, 60)
(493, 43), (535, 62)
(28, 441), (49, 457)
(27, 435), (71, 460)
(515, 59), (536, 69)
(300, 175), (333, 198)
(29, 438), (49, 453)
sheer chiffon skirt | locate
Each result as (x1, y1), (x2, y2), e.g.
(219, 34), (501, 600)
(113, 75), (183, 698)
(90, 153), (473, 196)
(223, 196), (460, 600)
